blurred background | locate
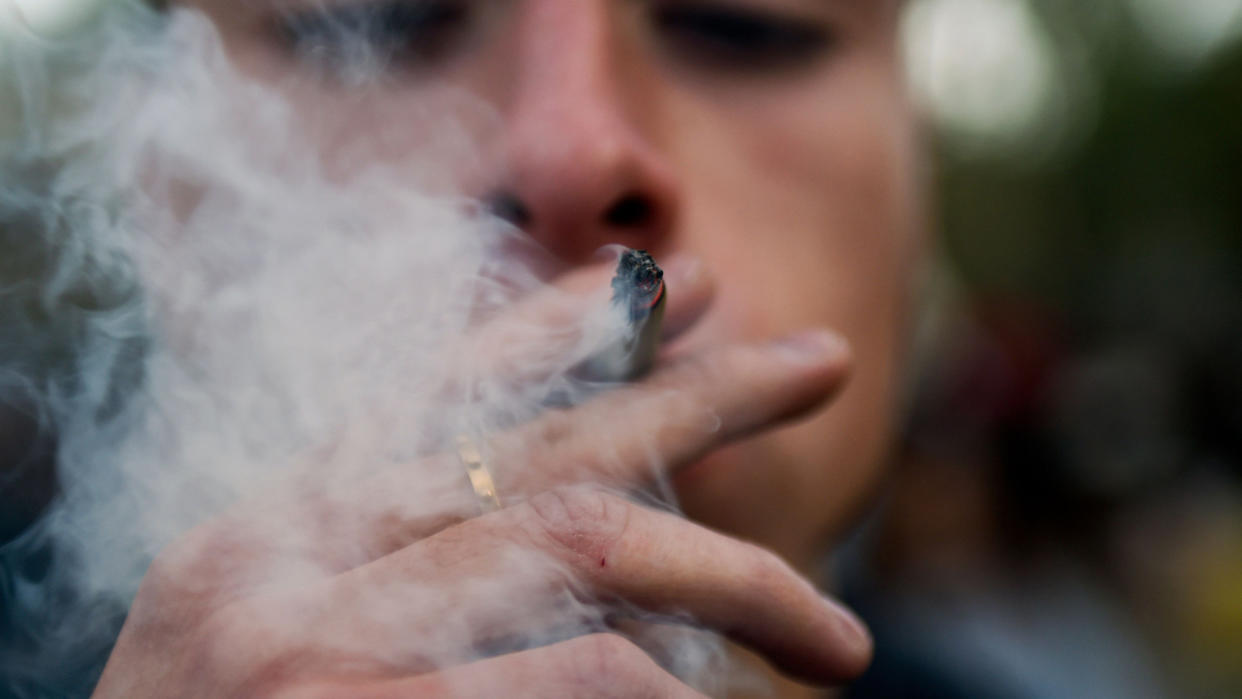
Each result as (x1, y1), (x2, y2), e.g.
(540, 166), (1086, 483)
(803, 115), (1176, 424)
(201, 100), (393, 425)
(843, 1), (1242, 697)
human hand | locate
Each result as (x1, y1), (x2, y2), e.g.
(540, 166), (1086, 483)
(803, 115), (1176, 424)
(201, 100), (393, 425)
(93, 258), (870, 698)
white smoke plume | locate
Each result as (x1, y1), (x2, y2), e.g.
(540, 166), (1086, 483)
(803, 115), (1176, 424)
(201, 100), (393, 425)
(0, 3), (726, 695)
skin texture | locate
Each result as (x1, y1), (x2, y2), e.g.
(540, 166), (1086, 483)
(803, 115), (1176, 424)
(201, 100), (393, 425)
(98, 0), (923, 696)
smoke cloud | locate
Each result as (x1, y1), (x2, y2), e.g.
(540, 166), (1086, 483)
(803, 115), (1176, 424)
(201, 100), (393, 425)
(0, 3), (726, 695)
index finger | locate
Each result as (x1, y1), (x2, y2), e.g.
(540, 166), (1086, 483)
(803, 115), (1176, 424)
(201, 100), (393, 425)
(495, 329), (852, 495)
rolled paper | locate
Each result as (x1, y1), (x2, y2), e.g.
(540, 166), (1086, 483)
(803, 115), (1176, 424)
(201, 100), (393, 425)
(580, 249), (666, 382)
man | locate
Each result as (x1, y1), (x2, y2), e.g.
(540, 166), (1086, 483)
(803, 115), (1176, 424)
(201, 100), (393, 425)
(11, 1), (925, 696)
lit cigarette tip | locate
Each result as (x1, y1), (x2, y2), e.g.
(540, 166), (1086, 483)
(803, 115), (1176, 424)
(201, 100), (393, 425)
(591, 249), (666, 381)
(611, 249), (665, 320)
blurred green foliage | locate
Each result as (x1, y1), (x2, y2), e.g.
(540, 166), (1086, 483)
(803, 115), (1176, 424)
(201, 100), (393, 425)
(937, 7), (1242, 344)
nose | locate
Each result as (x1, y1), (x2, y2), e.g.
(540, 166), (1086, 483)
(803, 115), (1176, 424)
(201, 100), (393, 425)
(483, 1), (680, 264)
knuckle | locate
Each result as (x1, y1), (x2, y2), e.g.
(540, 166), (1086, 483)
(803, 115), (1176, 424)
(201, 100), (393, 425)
(667, 352), (721, 390)
(138, 540), (218, 615)
(743, 542), (800, 597)
(568, 634), (652, 693)
(197, 600), (298, 691)
(531, 409), (574, 447)
(654, 354), (728, 418)
(520, 486), (633, 564)
(145, 524), (218, 586)
(140, 522), (248, 608)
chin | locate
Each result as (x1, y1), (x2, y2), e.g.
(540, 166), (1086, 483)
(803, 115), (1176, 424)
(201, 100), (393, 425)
(673, 408), (879, 570)
(673, 439), (796, 543)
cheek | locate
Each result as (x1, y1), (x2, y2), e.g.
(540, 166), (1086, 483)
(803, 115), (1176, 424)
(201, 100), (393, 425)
(675, 63), (916, 346)
(669, 59), (920, 543)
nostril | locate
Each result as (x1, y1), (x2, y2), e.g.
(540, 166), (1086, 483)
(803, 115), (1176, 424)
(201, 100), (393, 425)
(603, 193), (654, 227)
(485, 191), (533, 228)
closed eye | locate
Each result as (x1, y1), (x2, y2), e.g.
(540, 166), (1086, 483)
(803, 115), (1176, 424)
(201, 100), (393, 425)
(275, 0), (469, 76)
(652, 1), (834, 73)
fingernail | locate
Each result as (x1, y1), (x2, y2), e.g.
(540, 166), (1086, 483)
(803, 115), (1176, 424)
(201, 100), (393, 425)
(825, 597), (872, 651)
(772, 329), (847, 364)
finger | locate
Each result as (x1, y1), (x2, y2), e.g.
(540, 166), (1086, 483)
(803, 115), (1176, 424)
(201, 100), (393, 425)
(500, 328), (851, 493)
(263, 329), (850, 573)
(278, 634), (706, 699)
(650, 255), (713, 341)
(289, 487), (870, 685)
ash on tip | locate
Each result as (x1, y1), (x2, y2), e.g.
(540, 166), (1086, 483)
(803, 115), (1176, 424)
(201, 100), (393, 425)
(611, 250), (665, 321)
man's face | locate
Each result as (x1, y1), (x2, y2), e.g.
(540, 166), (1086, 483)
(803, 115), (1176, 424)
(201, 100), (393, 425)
(180, 0), (921, 567)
